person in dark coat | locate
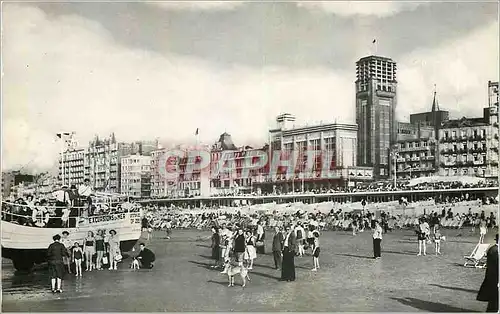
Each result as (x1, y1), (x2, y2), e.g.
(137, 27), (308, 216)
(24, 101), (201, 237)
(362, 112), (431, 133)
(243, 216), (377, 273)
(272, 226), (284, 270)
(233, 229), (246, 265)
(47, 234), (69, 293)
(210, 227), (221, 268)
(136, 243), (156, 269)
(281, 225), (297, 282)
(477, 234), (499, 312)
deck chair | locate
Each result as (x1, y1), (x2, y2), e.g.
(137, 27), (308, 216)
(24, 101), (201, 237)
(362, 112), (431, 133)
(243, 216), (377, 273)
(464, 243), (491, 268)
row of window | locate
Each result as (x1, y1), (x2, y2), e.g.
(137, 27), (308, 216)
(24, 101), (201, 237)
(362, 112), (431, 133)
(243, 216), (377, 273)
(443, 143), (487, 151)
(443, 129), (487, 139)
(444, 155), (485, 163)
(399, 141), (430, 149)
(443, 167), (487, 176)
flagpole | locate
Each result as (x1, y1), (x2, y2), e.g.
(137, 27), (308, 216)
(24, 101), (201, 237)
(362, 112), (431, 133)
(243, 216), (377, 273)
(372, 39), (377, 55)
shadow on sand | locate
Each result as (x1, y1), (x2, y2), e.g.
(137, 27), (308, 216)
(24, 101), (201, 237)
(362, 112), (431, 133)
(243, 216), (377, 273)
(336, 253), (373, 260)
(391, 297), (477, 312)
(429, 283), (478, 294)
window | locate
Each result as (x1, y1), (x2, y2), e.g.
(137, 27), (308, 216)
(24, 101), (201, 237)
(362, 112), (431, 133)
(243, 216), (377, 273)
(452, 131), (456, 138)
(444, 131), (449, 139)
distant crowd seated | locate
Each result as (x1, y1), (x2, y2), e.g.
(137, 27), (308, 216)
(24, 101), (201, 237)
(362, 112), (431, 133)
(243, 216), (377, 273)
(141, 201), (498, 234)
(146, 180), (497, 200)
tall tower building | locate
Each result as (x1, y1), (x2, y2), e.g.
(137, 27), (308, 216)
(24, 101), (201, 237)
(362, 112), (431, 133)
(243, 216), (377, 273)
(355, 55), (398, 178)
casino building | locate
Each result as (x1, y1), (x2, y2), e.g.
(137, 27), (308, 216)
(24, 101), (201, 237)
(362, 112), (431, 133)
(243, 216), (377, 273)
(258, 114), (373, 194)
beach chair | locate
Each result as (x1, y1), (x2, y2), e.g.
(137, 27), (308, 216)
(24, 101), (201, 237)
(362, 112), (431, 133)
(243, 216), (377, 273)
(464, 243), (491, 268)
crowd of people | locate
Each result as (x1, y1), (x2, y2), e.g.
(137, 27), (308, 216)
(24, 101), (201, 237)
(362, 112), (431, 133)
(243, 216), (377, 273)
(148, 179), (497, 199)
(46, 228), (123, 293)
(2, 179), (141, 228)
(46, 227), (156, 294)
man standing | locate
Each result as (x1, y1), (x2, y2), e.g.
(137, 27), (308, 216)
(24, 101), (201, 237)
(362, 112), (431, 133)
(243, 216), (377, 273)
(281, 225), (297, 282)
(78, 179), (93, 206)
(47, 234), (68, 293)
(477, 234), (499, 312)
(51, 186), (71, 228)
(256, 221), (265, 254)
(272, 227), (284, 270)
(136, 243), (156, 269)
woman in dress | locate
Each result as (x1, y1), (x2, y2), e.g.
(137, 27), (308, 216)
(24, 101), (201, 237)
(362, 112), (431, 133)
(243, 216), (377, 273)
(244, 230), (257, 270)
(108, 230), (120, 270)
(83, 231), (96, 271)
(95, 230), (106, 270)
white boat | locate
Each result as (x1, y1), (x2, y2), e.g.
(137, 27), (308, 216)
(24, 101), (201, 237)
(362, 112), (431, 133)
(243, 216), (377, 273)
(1, 198), (142, 272)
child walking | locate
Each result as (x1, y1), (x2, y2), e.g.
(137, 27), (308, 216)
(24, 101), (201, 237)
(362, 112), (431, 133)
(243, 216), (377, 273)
(433, 226), (442, 255)
(72, 242), (83, 277)
(311, 230), (320, 271)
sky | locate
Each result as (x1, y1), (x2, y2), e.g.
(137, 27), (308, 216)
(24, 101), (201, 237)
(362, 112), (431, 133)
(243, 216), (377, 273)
(2, 1), (499, 174)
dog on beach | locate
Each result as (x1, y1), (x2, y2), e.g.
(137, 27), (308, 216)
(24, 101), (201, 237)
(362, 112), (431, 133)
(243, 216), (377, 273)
(222, 259), (250, 288)
(131, 258), (140, 270)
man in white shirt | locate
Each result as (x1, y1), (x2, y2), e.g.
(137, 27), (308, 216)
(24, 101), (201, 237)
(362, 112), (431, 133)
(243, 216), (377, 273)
(52, 186), (71, 228)
(78, 179), (93, 209)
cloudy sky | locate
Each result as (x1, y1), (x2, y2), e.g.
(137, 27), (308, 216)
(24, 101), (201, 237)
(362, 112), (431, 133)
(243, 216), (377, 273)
(2, 1), (498, 173)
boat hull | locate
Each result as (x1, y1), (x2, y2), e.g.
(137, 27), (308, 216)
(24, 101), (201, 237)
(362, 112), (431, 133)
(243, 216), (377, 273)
(1, 212), (142, 271)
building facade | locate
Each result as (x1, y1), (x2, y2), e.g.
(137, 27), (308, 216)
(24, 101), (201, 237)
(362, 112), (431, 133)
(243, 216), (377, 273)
(264, 114), (372, 193)
(355, 55), (398, 178)
(393, 130), (437, 179)
(59, 148), (85, 188)
(438, 116), (498, 179)
(84, 134), (134, 193)
(120, 155), (152, 198)
(209, 133), (268, 196)
(150, 149), (170, 198)
(390, 91), (445, 179)
(1, 171), (35, 198)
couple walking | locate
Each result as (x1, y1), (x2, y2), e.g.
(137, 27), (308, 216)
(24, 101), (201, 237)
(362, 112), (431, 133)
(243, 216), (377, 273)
(272, 225), (297, 282)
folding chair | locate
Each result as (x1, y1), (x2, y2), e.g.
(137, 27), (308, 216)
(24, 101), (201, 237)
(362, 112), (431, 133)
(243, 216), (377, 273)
(464, 243), (491, 268)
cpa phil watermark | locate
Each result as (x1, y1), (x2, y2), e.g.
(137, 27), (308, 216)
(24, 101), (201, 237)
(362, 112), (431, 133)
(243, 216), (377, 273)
(156, 148), (343, 181)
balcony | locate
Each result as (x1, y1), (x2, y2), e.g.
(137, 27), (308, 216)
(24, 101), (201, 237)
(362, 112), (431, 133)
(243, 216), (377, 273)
(399, 146), (429, 152)
(440, 137), (458, 143)
(469, 147), (487, 154)
(410, 157), (420, 161)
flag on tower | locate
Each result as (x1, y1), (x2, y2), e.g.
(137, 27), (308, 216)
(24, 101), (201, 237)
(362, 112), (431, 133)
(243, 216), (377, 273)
(372, 39), (376, 44)
(195, 128), (199, 135)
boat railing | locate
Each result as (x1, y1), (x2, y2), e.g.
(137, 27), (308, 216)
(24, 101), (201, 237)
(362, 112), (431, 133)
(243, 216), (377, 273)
(1, 200), (141, 228)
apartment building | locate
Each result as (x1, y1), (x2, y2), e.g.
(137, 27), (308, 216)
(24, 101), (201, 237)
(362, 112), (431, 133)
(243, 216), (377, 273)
(120, 154), (152, 198)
